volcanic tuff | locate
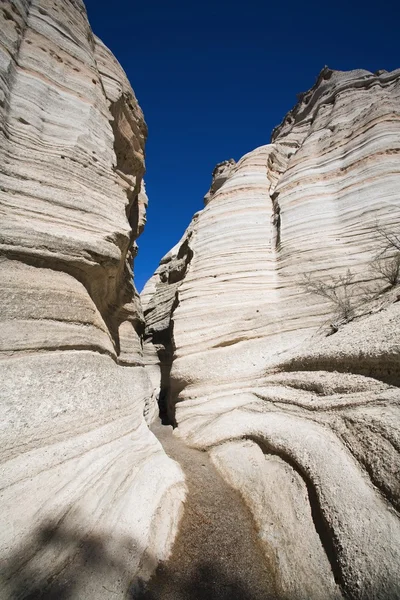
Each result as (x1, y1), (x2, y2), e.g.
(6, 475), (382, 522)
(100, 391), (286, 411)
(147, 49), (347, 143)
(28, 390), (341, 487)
(0, 1), (185, 597)
(1, 1), (400, 597)
(143, 68), (400, 599)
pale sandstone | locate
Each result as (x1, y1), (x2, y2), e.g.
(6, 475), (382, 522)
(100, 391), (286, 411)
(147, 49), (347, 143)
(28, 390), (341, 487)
(0, 1), (185, 597)
(144, 68), (400, 599)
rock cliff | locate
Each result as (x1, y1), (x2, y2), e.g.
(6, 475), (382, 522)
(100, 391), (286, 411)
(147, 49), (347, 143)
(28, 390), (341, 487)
(0, 1), (185, 597)
(143, 68), (400, 599)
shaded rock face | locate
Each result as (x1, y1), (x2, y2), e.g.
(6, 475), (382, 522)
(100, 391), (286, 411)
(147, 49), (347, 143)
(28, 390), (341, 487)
(0, 2), (185, 598)
(143, 68), (400, 599)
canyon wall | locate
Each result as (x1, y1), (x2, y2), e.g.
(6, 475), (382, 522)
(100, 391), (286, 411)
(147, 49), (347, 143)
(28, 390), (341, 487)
(0, 1), (185, 597)
(143, 68), (400, 599)
(1, 5), (400, 597)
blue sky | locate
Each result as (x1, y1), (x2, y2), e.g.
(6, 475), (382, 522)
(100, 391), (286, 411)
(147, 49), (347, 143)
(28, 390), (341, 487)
(84, 0), (399, 291)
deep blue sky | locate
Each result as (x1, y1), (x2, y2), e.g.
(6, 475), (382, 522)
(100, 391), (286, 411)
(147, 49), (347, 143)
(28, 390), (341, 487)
(84, 0), (399, 291)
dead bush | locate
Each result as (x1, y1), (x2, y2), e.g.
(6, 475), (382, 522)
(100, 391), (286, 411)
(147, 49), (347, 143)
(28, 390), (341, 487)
(370, 253), (400, 287)
(301, 269), (359, 324)
(370, 223), (400, 287)
(301, 222), (400, 331)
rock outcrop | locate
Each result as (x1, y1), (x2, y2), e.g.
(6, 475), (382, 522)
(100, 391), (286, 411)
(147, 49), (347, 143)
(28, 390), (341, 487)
(143, 68), (400, 599)
(203, 158), (236, 205)
(0, 2), (185, 597)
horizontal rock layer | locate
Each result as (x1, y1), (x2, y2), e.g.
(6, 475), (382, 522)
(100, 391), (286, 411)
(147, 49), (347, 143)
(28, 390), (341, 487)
(143, 68), (400, 599)
(0, 1), (184, 597)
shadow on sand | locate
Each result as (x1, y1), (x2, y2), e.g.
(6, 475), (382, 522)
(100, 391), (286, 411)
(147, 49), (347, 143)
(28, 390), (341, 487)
(1, 519), (266, 600)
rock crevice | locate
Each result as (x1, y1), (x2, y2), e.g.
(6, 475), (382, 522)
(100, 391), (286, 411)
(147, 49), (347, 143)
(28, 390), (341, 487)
(142, 218), (197, 424)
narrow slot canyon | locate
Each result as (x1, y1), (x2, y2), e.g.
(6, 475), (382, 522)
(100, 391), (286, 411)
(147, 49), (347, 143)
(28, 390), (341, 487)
(1, 1), (399, 598)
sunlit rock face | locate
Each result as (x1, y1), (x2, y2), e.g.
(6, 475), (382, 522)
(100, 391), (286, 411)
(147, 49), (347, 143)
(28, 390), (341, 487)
(143, 68), (400, 599)
(0, 1), (185, 597)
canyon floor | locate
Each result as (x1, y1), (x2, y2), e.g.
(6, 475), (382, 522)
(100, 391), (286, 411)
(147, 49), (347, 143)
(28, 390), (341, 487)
(135, 421), (277, 600)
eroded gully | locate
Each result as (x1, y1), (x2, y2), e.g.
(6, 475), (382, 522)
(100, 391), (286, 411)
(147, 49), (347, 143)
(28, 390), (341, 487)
(135, 420), (278, 600)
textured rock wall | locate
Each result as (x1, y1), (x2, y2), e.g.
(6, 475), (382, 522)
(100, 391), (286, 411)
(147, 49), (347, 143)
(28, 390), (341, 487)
(143, 68), (400, 599)
(0, 2), (185, 597)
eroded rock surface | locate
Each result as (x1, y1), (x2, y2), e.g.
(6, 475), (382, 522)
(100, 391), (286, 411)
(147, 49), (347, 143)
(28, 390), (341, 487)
(203, 158), (236, 205)
(143, 68), (400, 599)
(0, 2), (185, 597)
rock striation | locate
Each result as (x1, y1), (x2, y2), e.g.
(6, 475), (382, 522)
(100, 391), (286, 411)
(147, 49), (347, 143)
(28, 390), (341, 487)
(143, 68), (400, 599)
(2, 8), (400, 597)
(0, 2), (185, 598)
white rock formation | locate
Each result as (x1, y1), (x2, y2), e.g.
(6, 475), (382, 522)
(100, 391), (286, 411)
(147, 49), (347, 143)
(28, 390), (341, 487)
(0, 1), (185, 597)
(143, 68), (400, 599)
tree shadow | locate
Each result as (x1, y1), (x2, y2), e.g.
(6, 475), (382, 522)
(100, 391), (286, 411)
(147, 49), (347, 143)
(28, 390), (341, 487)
(1, 519), (271, 600)
(133, 560), (271, 600)
(0, 519), (154, 600)
(3, 515), (398, 599)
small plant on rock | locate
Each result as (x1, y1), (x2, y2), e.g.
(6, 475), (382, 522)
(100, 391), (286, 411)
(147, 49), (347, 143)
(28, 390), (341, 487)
(301, 222), (400, 333)
(370, 254), (400, 287)
(370, 223), (400, 288)
(301, 268), (359, 326)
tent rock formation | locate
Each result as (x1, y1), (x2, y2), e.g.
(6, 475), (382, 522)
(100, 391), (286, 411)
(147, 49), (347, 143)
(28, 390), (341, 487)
(1, 0), (400, 597)
(142, 67), (400, 600)
(0, 1), (185, 598)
